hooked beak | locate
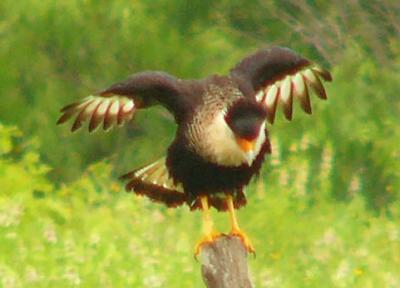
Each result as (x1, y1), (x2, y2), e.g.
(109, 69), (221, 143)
(236, 137), (256, 166)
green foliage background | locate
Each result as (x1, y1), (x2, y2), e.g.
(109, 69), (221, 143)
(0, 1), (399, 287)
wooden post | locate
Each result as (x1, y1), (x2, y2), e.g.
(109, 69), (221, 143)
(199, 235), (254, 288)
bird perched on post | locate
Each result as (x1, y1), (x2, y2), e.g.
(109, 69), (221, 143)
(57, 46), (332, 254)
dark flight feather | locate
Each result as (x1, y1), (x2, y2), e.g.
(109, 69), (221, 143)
(99, 71), (187, 120)
(231, 46), (311, 90)
(57, 72), (184, 132)
(231, 46), (332, 124)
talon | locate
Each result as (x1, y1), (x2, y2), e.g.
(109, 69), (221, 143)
(194, 231), (223, 256)
(229, 228), (255, 254)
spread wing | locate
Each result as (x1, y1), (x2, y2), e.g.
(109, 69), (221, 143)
(57, 71), (185, 132)
(231, 46), (332, 124)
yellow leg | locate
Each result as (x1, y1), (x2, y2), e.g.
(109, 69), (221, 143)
(201, 197), (213, 236)
(227, 195), (255, 253)
(194, 196), (222, 256)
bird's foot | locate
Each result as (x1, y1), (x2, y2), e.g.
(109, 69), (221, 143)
(194, 230), (223, 257)
(229, 228), (255, 254)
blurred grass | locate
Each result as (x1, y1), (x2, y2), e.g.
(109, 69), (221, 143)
(0, 125), (399, 287)
(0, 0), (399, 287)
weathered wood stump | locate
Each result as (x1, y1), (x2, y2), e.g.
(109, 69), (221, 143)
(199, 235), (253, 288)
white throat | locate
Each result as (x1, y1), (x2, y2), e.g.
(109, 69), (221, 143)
(204, 111), (266, 167)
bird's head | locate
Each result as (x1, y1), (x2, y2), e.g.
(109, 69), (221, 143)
(224, 100), (267, 165)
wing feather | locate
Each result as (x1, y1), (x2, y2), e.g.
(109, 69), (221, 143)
(280, 76), (293, 120)
(102, 100), (117, 130)
(261, 66), (332, 124)
(58, 95), (135, 132)
(258, 66), (331, 124)
(231, 46), (332, 124)
(117, 100), (135, 125)
(57, 71), (184, 132)
(303, 69), (327, 100)
(293, 72), (311, 114)
(89, 99), (109, 132)
(263, 84), (279, 124)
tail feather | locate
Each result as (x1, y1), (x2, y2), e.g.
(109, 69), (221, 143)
(121, 158), (187, 208)
(125, 179), (186, 208)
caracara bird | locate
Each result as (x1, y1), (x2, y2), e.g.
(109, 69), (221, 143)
(58, 46), (332, 254)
